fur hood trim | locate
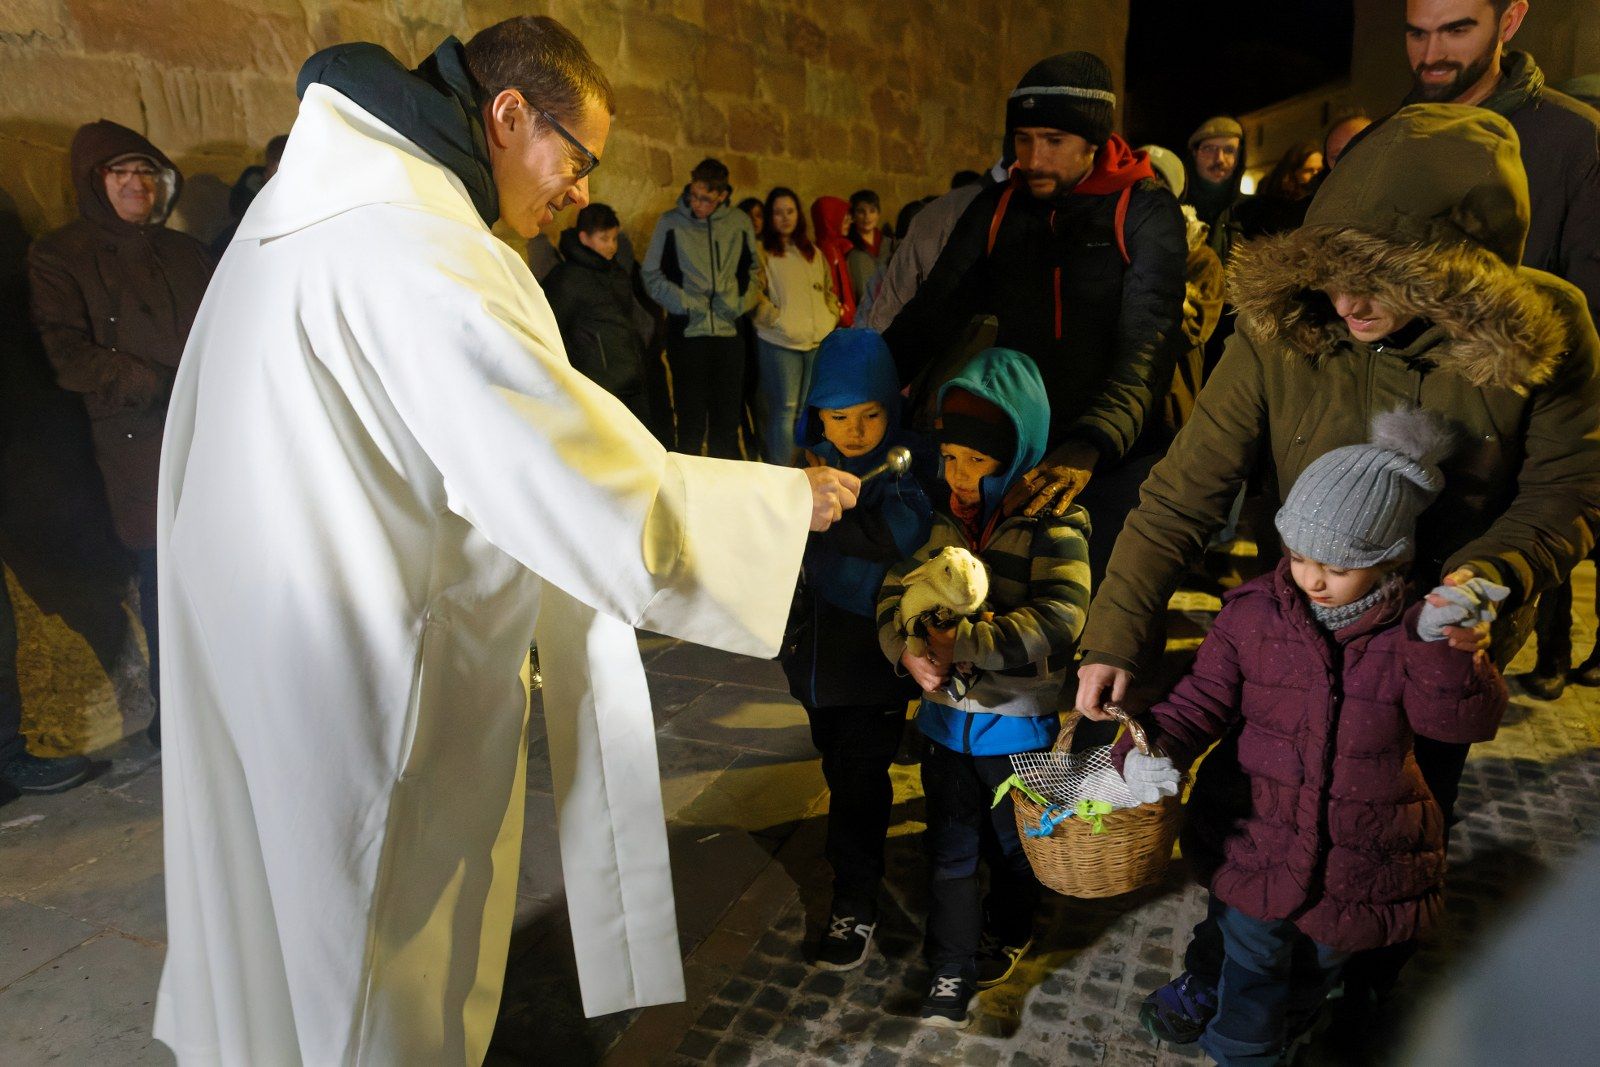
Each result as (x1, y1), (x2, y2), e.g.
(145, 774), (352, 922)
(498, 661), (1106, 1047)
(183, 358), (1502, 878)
(1229, 225), (1568, 394)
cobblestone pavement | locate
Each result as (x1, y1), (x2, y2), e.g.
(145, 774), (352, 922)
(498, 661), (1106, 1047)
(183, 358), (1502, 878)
(599, 557), (1600, 1067)
(1, 558), (1597, 1066)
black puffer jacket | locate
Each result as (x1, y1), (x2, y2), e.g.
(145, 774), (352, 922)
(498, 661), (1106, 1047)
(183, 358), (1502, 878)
(543, 227), (649, 420)
(882, 138), (1187, 463)
(1479, 51), (1600, 324)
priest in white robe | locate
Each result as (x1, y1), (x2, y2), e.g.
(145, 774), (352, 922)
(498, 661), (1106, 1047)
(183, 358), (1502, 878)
(152, 20), (858, 1065)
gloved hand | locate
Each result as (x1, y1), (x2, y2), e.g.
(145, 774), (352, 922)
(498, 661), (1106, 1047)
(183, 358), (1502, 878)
(1417, 576), (1510, 642)
(1122, 751), (1181, 805)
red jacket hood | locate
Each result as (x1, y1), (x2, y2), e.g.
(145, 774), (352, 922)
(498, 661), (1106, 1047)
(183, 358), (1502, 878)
(810, 196), (852, 251)
(1073, 135), (1154, 196)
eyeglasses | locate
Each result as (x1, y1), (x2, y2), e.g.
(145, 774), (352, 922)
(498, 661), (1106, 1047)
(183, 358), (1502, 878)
(1195, 143), (1239, 159)
(101, 164), (160, 183)
(516, 93), (599, 180)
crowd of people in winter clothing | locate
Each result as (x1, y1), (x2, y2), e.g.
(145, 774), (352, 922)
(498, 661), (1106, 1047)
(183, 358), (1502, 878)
(3, 0), (1600, 1062)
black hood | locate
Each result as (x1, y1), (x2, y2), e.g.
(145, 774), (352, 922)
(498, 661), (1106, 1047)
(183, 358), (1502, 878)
(296, 37), (498, 226)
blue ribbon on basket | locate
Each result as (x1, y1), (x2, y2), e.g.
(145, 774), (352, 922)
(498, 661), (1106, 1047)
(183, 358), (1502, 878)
(1023, 799), (1115, 838)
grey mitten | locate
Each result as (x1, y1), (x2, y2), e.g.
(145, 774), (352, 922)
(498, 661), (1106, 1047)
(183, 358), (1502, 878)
(1122, 751), (1181, 805)
(1417, 577), (1510, 642)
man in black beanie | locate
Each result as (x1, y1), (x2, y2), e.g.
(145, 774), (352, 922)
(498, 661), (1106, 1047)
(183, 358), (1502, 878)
(882, 51), (1187, 588)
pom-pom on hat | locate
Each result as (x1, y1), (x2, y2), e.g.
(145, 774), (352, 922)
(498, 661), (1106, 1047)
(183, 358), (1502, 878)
(1274, 407), (1456, 568)
(1006, 52), (1115, 148)
(937, 387), (1015, 467)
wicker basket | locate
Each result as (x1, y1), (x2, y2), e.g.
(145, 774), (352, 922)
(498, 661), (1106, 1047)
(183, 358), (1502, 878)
(1011, 706), (1183, 898)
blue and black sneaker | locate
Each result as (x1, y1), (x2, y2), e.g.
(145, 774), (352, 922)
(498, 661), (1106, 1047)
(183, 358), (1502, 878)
(1138, 970), (1218, 1045)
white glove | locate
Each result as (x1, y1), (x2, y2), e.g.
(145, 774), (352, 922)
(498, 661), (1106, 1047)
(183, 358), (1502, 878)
(1417, 577), (1510, 642)
(1122, 751), (1181, 805)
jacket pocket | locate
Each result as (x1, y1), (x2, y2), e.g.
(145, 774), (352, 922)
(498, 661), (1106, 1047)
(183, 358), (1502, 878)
(397, 612), (450, 782)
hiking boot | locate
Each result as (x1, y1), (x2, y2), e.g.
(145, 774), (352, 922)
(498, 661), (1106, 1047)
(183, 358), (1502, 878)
(974, 933), (1033, 989)
(815, 914), (875, 971)
(1517, 670), (1567, 701)
(1, 751), (92, 795)
(920, 973), (975, 1029)
(1138, 970), (1218, 1045)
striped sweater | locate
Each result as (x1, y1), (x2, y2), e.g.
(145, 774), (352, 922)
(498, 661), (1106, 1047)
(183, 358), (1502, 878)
(878, 503), (1092, 750)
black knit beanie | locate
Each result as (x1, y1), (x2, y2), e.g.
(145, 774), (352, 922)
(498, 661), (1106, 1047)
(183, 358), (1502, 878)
(938, 388), (1015, 467)
(1006, 52), (1115, 147)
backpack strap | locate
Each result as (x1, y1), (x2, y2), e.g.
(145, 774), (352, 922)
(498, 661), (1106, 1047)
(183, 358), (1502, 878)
(1113, 185), (1132, 266)
(986, 181), (1019, 256)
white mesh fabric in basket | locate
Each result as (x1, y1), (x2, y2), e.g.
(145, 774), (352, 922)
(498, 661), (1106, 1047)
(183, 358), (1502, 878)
(1010, 743), (1139, 811)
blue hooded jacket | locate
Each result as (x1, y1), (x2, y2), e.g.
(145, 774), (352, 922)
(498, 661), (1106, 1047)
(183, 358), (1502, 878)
(795, 330), (934, 617)
(918, 347), (1067, 755)
(780, 329), (934, 708)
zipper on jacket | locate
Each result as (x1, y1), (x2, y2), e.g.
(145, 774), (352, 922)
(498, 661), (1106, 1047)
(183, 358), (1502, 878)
(1053, 267), (1064, 341)
(708, 217), (719, 332)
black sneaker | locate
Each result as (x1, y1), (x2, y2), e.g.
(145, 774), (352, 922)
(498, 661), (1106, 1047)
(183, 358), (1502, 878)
(1, 752), (92, 795)
(974, 933), (1033, 988)
(920, 973), (975, 1028)
(815, 914), (875, 970)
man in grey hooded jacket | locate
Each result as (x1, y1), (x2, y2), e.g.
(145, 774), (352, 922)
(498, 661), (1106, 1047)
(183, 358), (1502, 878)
(641, 157), (760, 458)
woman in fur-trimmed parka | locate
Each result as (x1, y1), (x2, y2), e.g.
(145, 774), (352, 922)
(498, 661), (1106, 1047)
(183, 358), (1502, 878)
(1082, 104), (1600, 684)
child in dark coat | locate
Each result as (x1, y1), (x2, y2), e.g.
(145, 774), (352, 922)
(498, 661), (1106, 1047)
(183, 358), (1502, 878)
(780, 328), (933, 971)
(1116, 410), (1509, 1066)
(543, 203), (651, 422)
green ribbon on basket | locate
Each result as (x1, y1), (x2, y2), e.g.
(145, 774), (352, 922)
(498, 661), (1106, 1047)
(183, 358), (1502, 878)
(1075, 799), (1115, 835)
(991, 773), (1050, 810)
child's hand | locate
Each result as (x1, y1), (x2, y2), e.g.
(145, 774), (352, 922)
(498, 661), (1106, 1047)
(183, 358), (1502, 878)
(923, 623), (958, 667)
(1122, 752), (1181, 804)
(1419, 574), (1508, 650)
(900, 647), (948, 692)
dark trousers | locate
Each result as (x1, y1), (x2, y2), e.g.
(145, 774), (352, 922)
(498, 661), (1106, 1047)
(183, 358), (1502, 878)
(1200, 900), (1349, 1067)
(807, 702), (907, 919)
(0, 563), (23, 765)
(1182, 736), (1472, 996)
(670, 333), (745, 459)
(136, 548), (159, 707)
(921, 740), (1041, 979)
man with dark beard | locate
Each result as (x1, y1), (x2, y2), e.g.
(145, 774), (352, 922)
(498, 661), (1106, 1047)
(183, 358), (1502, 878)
(1405, 0), (1600, 700)
(881, 52), (1187, 590)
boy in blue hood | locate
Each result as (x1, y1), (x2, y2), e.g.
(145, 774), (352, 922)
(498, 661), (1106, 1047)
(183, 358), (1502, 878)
(781, 328), (934, 971)
(877, 347), (1092, 1027)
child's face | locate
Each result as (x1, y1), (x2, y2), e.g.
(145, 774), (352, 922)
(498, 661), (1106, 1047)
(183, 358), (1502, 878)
(851, 202), (879, 236)
(940, 444), (1003, 508)
(1288, 550), (1387, 608)
(821, 401), (888, 458)
(578, 225), (620, 260)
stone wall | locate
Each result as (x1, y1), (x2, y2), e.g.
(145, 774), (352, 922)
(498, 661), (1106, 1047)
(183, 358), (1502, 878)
(1, 0), (1130, 251)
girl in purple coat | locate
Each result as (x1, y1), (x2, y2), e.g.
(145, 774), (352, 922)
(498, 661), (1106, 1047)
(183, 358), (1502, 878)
(1114, 409), (1509, 1067)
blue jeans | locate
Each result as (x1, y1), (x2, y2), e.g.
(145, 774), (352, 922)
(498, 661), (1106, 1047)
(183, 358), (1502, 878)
(1201, 902), (1349, 1067)
(755, 338), (815, 465)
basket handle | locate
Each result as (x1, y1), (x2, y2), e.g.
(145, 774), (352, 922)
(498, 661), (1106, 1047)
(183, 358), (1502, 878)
(1054, 702), (1163, 758)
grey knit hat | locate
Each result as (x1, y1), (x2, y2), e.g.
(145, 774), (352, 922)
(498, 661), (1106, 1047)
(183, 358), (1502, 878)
(1274, 408), (1455, 568)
